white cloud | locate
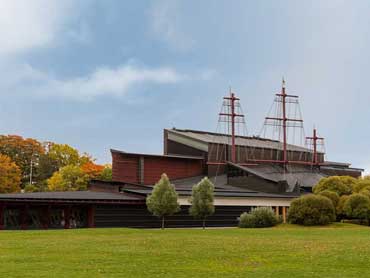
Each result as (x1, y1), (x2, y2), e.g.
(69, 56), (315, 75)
(0, 0), (76, 55)
(149, 0), (195, 51)
(2, 63), (187, 101)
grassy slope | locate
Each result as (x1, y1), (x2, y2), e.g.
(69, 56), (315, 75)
(0, 224), (369, 278)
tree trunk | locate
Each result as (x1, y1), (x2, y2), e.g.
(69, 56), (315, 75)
(203, 218), (206, 230)
(162, 216), (165, 230)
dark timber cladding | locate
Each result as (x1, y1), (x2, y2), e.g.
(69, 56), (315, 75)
(111, 149), (205, 185)
(0, 191), (144, 230)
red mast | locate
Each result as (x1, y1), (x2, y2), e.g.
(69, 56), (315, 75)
(306, 128), (324, 165)
(219, 91), (244, 163)
(265, 79), (303, 166)
(282, 80), (288, 163)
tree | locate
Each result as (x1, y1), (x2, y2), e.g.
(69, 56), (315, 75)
(0, 154), (21, 193)
(313, 176), (356, 196)
(288, 194), (335, 226)
(81, 161), (105, 179)
(0, 135), (44, 186)
(344, 194), (370, 223)
(47, 165), (89, 191)
(99, 165), (113, 181)
(189, 177), (215, 229)
(24, 183), (39, 193)
(146, 174), (180, 229)
(48, 143), (88, 169)
(37, 153), (59, 181)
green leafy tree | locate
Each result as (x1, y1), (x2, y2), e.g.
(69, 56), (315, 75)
(189, 177), (215, 229)
(37, 153), (59, 181)
(313, 176), (356, 196)
(344, 194), (370, 222)
(99, 166), (113, 181)
(47, 165), (89, 191)
(24, 183), (39, 193)
(48, 143), (90, 169)
(146, 174), (180, 229)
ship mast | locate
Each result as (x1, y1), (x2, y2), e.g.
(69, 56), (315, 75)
(264, 79), (304, 167)
(219, 91), (244, 163)
(306, 128), (325, 165)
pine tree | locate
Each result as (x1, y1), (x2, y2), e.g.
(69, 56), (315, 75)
(189, 177), (215, 229)
(146, 174), (180, 229)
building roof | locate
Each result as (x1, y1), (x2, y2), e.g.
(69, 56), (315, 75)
(167, 128), (316, 153)
(123, 187), (297, 199)
(111, 149), (204, 160)
(228, 162), (326, 191)
(0, 191), (145, 204)
(119, 175), (299, 199)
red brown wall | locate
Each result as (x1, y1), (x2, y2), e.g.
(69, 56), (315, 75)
(112, 152), (139, 184)
(143, 156), (204, 184)
(112, 151), (205, 185)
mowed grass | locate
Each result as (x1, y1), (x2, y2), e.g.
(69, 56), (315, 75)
(0, 224), (369, 277)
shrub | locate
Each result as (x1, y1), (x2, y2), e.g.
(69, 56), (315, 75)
(313, 176), (356, 196)
(239, 207), (278, 228)
(288, 194), (335, 226)
(336, 195), (350, 219)
(317, 190), (339, 209)
(353, 178), (370, 193)
(344, 194), (370, 221)
(360, 188), (370, 199)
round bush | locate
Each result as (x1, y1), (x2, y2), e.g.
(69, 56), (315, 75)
(288, 194), (335, 226)
(344, 193), (370, 220)
(353, 177), (370, 193)
(336, 195), (350, 218)
(239, 207), (278, 228)
(317, 190), (339, 209)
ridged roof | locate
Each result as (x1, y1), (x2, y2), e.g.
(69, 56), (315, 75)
(0, 191), (144, 202)
(168, 128), (316, 153)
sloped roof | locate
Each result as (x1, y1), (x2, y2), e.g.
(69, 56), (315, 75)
(228, 162), (326, 191)
(123, 187), (297, 199)
(111, 149), (203, 160)
(0, 191), (144, 203)
(124, 175), (299, 198)
(167, 128), (315, 153)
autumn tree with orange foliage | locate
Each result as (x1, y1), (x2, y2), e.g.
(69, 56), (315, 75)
(81, 161), (104, 179)
(0, 154), (21, 193)
(0, 135), (44, 185)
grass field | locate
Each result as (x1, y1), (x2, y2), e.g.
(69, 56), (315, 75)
(1, 223), (369, 277)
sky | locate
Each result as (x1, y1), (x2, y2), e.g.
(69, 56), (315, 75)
(1, 0), (370, 172)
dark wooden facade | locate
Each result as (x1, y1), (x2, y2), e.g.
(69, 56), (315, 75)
(95, 204), (252, 228)
(0, 199), (256, 229)
(111, 150), (205, 185)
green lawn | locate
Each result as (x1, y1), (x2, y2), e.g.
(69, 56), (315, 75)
(0, 224), (369, 277)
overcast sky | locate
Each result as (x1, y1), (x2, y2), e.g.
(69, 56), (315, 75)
(1, 0), (369, 172)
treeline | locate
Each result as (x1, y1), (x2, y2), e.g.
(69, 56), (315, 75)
(0, 135), (111, 193)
